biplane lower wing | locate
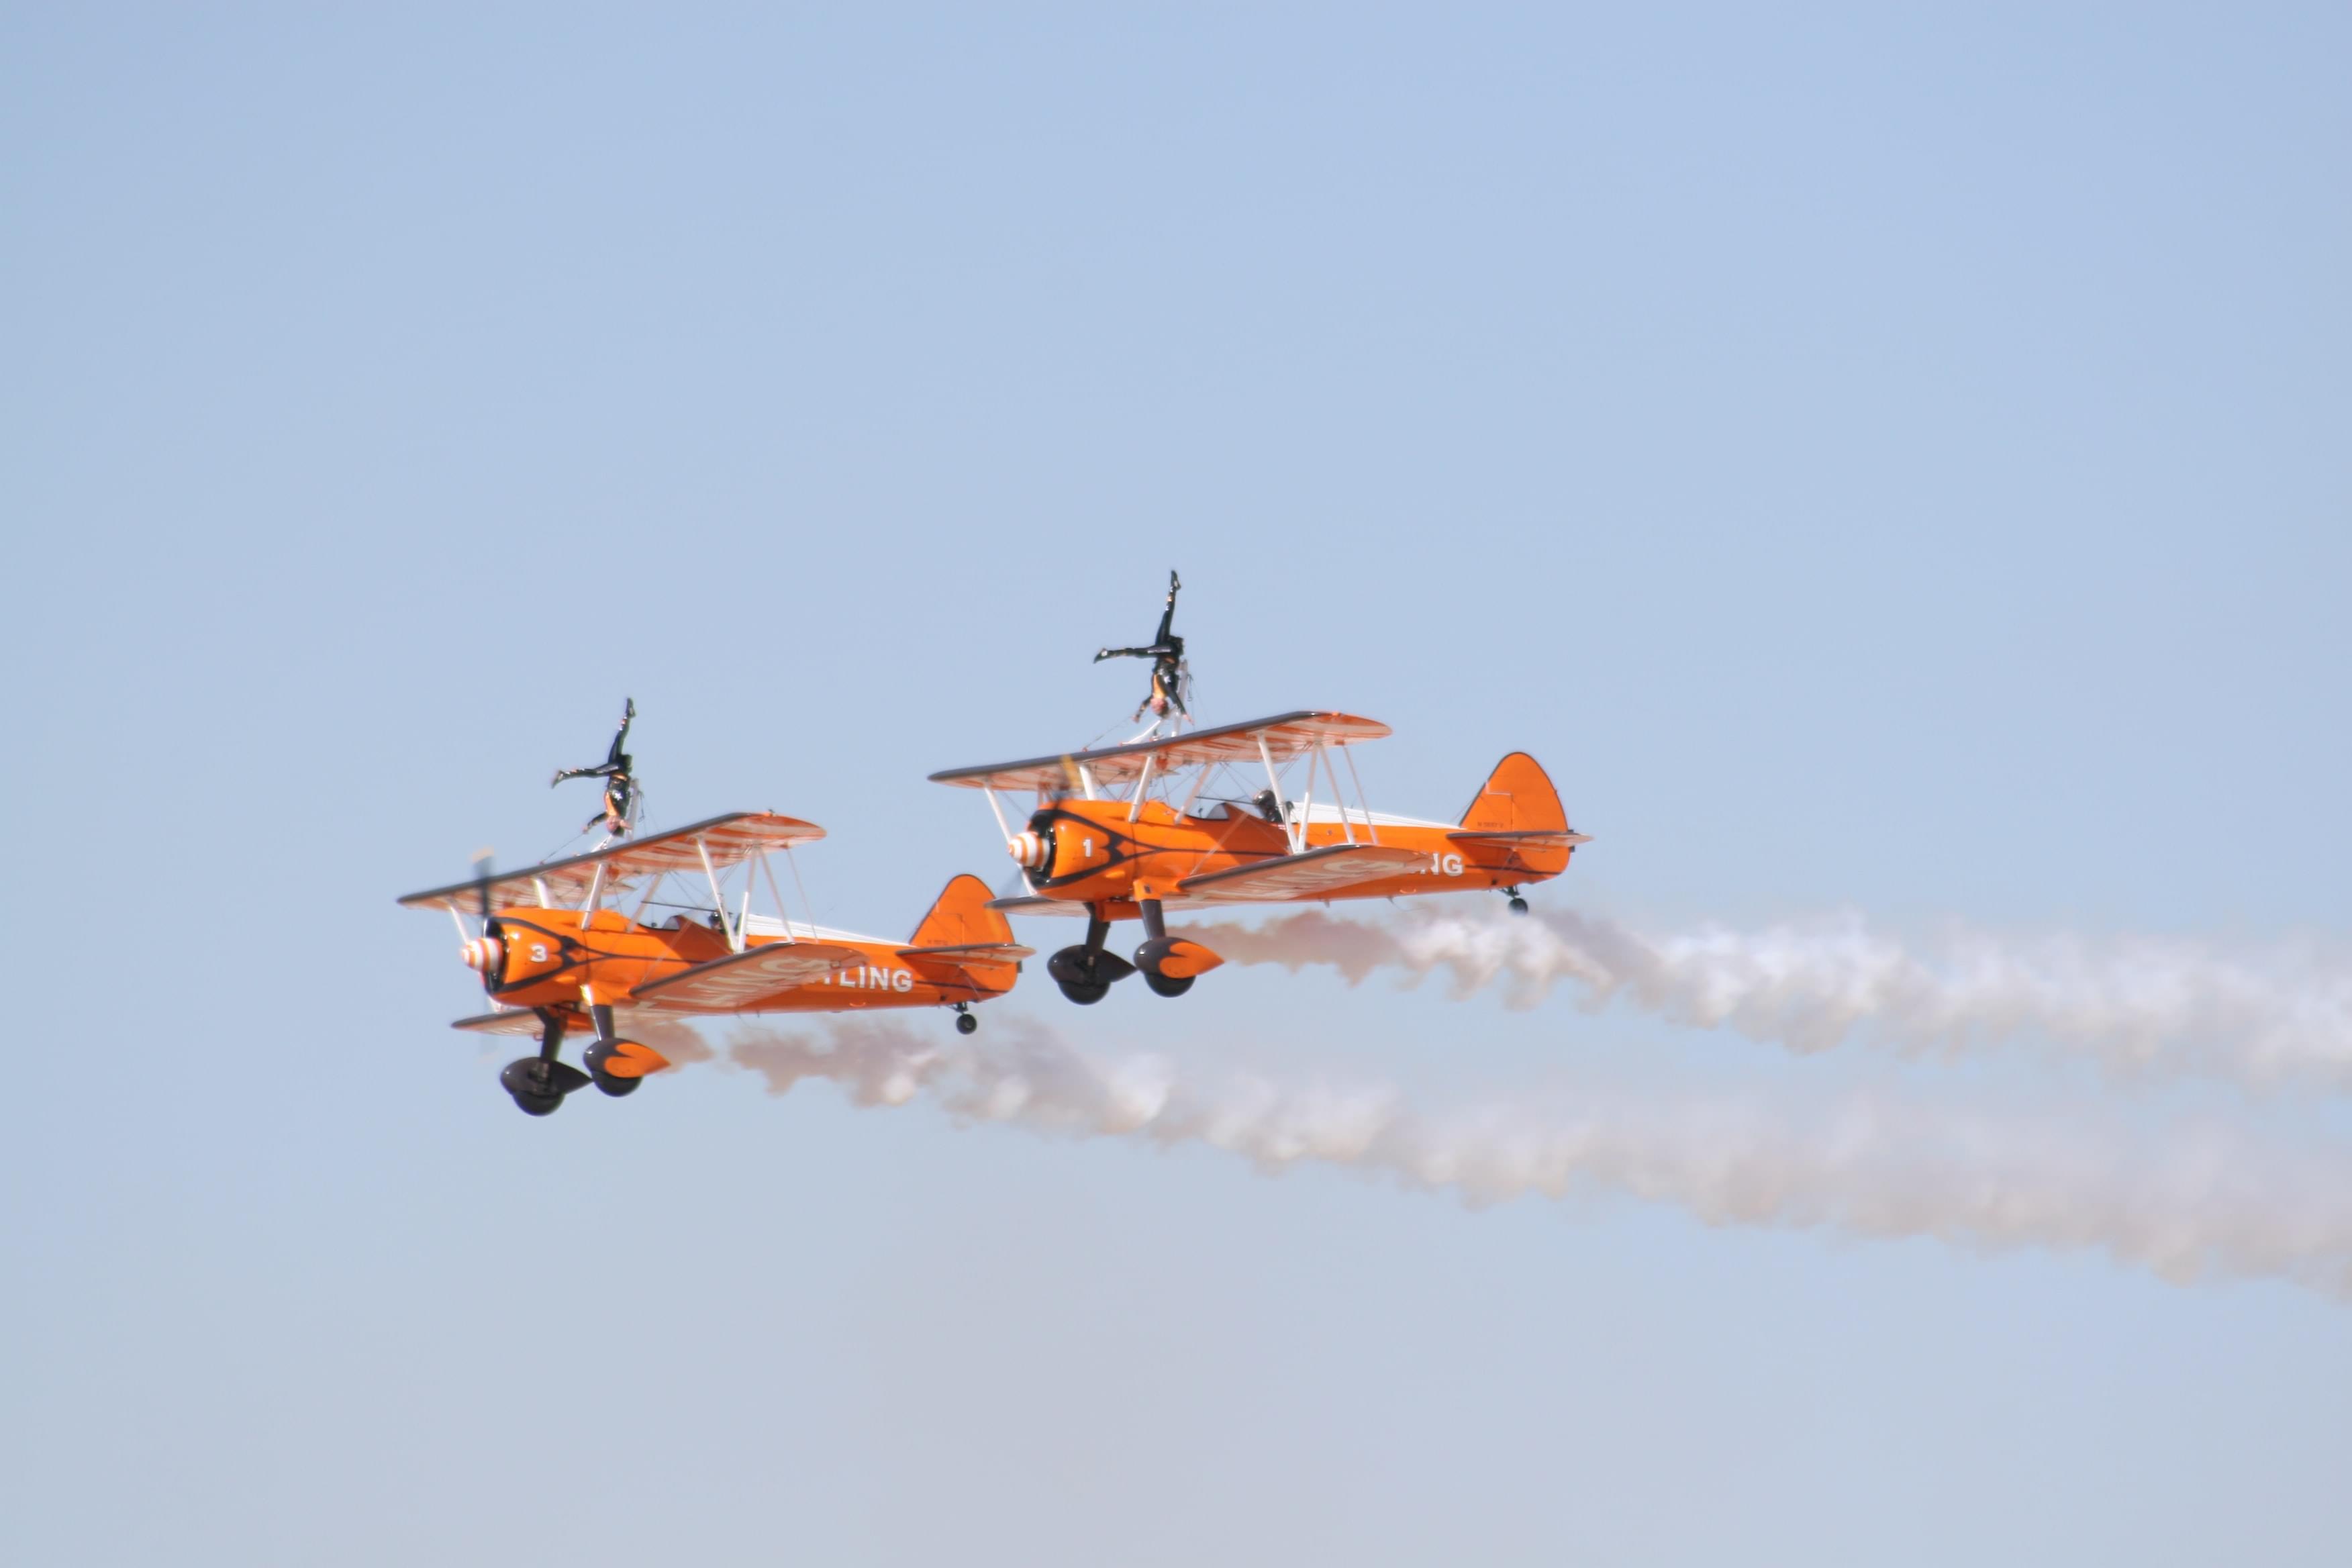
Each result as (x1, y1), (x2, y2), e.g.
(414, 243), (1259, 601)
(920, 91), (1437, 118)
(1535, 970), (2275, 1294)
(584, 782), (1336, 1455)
(1175, 843), (1428, 902)
(448, 1006), (683, 1036)
(1446, 829), (1594, 848)
(898, 942), (1036, 972)
(629, 941), (864, 1011)
(986, 894), (1219, 917)
(451, 1009), (548, 1037)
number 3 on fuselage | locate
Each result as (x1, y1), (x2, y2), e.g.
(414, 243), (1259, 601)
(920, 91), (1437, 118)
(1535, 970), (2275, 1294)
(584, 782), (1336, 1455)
(928, 711), (1589, 1006)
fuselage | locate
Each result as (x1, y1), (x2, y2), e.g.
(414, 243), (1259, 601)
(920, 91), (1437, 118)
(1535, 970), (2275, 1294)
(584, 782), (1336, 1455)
(475, 907), (1018, 1014)
(1014, 797), (1572, 916)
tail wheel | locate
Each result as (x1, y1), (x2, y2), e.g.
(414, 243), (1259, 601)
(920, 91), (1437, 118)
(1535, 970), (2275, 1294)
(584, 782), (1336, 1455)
(954, 1011), (980, 1036)
(1143, 971), (1194, 998)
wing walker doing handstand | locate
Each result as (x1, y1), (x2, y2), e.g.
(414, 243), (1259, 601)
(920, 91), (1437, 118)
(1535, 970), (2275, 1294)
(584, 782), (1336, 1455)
(1093, 570), (1189, 731)
(552, 697), (639, 842)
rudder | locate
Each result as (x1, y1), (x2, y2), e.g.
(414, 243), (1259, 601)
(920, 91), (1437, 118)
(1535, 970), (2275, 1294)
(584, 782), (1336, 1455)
(1459, 752), (1567, 833)
(910, 873), (1016, 948)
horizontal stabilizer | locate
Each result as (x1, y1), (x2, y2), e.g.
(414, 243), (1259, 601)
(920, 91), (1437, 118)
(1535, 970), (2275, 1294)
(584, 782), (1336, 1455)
(630, 941), (863, 1012)
(1177, 843), (1426, 903)
(899, 942), (1035, 972)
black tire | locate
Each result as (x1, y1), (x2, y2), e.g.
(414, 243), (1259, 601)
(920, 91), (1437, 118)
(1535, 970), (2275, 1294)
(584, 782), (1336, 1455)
(1143, 970), (1194, 998)
(954, 1012), (979, 1035)
(1049, 941), (1134, 981)
(501, 1057), (578, 1116)
(1508, 897), (1530, 917)
(1057, 977), (1112, 1006)
(585, 1040), (644, 1097)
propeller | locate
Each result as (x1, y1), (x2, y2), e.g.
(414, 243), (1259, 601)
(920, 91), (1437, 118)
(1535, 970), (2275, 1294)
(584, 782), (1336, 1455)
(460, 848), (504, 985)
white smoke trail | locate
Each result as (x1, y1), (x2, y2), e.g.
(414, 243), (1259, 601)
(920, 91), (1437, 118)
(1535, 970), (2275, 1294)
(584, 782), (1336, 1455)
(1183, 909), (2352, 1091)
(727, 1016), (2352, 1297)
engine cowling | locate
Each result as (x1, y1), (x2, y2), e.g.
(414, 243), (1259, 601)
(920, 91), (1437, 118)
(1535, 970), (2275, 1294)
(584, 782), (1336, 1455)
(1049, 816), (1112, 877)
(459, 921), (508, 990)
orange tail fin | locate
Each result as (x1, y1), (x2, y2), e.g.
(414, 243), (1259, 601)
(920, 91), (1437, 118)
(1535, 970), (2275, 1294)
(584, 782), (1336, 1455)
(909, 873), (1016, 948)
(1459, 752), (1567, 833)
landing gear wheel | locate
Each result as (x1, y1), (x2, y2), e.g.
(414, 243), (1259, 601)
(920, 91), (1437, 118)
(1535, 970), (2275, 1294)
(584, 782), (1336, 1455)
(955, 1010), (979, 1036)
(1047, 940), (1132, 1006)
(1143, 970), (1194, 998)
(501, 1058), (567, 1118)
(1508, 895), (1530, 917)
(584, 1040), (644, 1097)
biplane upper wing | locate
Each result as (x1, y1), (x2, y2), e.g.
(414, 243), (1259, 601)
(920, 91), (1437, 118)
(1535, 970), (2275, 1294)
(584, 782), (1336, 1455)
(628, 940), (866, 1012)
(898, 942), (1036, 971)
(1175, 842), (1428, 903)
(928, 711), (1391, 794)
(397, 812), (827, 916)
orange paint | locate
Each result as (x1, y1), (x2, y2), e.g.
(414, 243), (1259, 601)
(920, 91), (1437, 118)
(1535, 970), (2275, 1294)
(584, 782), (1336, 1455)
(462, 875), (1024, 1020)
(1155, 939), (1224, 979)
(999, 752), (1578, 918)
(602, 1040), (671, 1078)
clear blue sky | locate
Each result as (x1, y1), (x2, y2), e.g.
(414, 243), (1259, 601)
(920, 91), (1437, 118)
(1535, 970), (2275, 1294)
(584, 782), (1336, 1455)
(6, 4), (2349, 1563)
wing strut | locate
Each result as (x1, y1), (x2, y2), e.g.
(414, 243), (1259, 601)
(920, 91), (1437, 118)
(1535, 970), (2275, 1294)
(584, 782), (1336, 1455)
(758, 851), (793, 942)
(1257, 733), (1293, 852)
(579, 861), (606, 930)
(695, 836), (739, 952)
(1127, 752), (1157, 822)
(1341, 745), (1380, 845)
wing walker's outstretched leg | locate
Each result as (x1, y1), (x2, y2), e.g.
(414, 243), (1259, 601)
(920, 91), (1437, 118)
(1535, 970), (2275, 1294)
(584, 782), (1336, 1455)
(552, 697), (638, 840)
(1092, 571), (1189, 726)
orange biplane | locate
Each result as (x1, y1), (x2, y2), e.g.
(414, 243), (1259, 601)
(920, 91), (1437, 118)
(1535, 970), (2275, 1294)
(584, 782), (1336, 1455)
(398, 812), (1028, 1116)
(930, 712), (1588, 1005)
